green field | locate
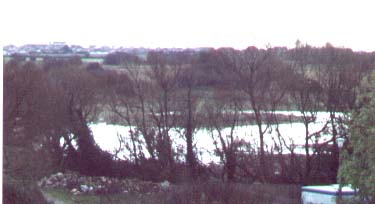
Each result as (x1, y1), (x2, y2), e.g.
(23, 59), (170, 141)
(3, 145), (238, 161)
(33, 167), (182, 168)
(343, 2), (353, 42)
(3, 56), (11, 62)
(82, 57), (104, 63)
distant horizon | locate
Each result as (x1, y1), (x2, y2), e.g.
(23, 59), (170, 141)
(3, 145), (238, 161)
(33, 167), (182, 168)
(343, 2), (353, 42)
(4, 41), (375, 53)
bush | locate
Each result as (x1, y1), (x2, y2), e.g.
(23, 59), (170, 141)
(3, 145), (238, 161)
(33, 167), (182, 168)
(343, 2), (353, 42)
(338, 71), (375, 203)
(86, 62), (103, 72)
(3, 175), (49, 204)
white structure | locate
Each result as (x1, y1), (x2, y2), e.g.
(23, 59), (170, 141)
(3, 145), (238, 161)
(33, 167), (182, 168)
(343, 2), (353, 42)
(301, 184), (355, 204)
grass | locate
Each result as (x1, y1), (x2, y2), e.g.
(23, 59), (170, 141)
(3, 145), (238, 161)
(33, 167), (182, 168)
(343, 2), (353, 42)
(3, 56), (11, 62)
(42, 182), (301, 204)
(82, 58), (104, 63)
(42, 188), (167, 204)
(43, 188), (75, 203)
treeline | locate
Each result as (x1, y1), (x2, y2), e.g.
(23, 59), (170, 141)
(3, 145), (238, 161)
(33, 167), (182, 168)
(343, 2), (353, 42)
(4, 44), (375, 191)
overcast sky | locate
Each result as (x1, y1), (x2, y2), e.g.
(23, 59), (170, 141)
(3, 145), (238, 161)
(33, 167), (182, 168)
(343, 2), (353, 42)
(2, 0), (375, 51)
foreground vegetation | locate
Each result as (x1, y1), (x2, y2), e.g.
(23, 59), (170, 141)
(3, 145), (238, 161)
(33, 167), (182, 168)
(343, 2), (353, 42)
(43, 188), (168, 204)
(338, 72), (375, 203)
(42, 182), (300, 204)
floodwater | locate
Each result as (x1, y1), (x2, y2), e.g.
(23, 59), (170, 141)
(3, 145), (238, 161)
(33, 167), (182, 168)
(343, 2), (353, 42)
(90, 111), (344, 164)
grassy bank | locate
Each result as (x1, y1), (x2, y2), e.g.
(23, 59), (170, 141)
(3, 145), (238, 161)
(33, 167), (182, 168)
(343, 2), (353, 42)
(43, 188), (168, 204)
(42, 182), (301, 204)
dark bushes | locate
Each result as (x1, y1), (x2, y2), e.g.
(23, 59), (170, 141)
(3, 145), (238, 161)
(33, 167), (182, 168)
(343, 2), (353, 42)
(3, 175), (49, 204)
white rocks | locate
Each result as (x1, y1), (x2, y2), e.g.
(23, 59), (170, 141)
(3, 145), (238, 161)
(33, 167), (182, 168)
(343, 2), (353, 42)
(61, 178), (67, 187)
(71, 188), (80, 195)
(46, 180), (53, 186)
(38, 178), (46, 187)
(160, 180), (170, 190)
(56, 172), (64, 179)
(80, 184), (89, 193)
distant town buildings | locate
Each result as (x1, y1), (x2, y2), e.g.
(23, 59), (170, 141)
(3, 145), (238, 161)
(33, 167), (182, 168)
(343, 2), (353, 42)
(3, 43), (169, 61)
(3, 42), (111, 58)
(3, 43), (252, 61)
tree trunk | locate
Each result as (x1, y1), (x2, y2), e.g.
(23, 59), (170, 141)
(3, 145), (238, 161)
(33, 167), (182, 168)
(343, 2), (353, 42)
(226, 150), (236, 181)
(330, 111), (339, 183)
(304, 120), (311, 184)
(186, 86), (197, 179)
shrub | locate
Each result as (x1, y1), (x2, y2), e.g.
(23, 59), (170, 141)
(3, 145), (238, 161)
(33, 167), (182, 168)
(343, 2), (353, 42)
(338, 71), (375, 203)
(3, 175), (49, 204)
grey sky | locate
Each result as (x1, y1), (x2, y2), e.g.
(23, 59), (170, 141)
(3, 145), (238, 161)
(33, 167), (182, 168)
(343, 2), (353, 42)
(2, 0), (375, 51)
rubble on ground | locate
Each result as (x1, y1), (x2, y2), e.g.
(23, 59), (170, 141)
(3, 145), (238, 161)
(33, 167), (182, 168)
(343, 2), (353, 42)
(38, 171), (171, 195)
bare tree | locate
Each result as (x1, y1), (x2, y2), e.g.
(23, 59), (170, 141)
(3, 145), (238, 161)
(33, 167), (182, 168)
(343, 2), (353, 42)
(3, 61), (61, 179)
(174, 52), (201, 180)
(220, 47), (290, 181)
(123, 65), (158, 161)
(105, 70), (144, 164)
(287, 46), (324, 183)
(45, 65), (113, 175)
(145, 50), (182, 180)
(316, 45), (370, 182)
(205, 89), (243, 181)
